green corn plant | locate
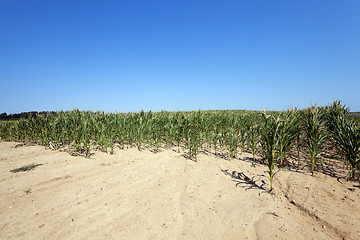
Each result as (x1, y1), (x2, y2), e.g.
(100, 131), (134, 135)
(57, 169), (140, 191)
(136, 122), (143, 151)
(155, 128), (162, 152)
(295, 120), (304, 167)
(40, 114), (52, 146)
(2, 122), (10, 141)
(0, 122), (7, 140)
(73, 125), (82, 153)
(171, 113), (184, 152)
(174, 123), (183, 153)
(150, 118), (161, 152)
(188, 128), (194, 159)
(278, 109), (301, 166)
(17, 118), (28, 143)
(108, 121), (116, 154)
(183, 118), (190, 151)
(246, 119), (260, 162)
(260, 110), (282, 192)
(49, 115), (65, 150)
(144, 119), (152, 149)
(82, 125), (91, 157)
(212, 122), (221, 155)
(190, 128), (202, 161)
(303, 106), (327, 175)
(58, 113), (69, 147)
(185, 113), (203, 161)
(204, 118), (213, 155)
(219, 128), (227, 154)
(325, 100), (350, 133)
(325, 100), (352, 169)
(235, 116), (247, 155)
(225, 129), (238, 160)
(186, 127), (192, 158)
(26, 116), (37, 143)
(118, 116), (126, 149)
(100, 123), (108, 152)
(327, 107), (360, 180)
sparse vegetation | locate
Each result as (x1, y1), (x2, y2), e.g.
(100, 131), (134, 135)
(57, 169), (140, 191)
(24, 187), (32, 195)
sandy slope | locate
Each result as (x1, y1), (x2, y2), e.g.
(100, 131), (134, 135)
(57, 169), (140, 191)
(0, 141), (359, 240)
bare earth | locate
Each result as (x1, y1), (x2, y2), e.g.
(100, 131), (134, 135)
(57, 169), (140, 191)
(0, 141), (359, 240)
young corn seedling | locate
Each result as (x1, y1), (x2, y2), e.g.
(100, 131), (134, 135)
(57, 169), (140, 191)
(260, 110), (282, 192)
(204, 121), (213, 155)
(212, 123), (221, 155)
(328, 109), (360, 180)
(303, 106), (327, 175)
(174, 123), (183, 153)
(82, 130), (91, 157)
(219, 129), (227, 155)
(226, 129), (238, 160)
(235, 116), (247, 156)
(246, 120), (260, 162)
(188, 127), (201, 161)
(295, 126), (303, 167)
(278, 110), (301, 166)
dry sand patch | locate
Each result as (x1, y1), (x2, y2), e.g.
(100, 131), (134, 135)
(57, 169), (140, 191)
(0, 141), (359, 239)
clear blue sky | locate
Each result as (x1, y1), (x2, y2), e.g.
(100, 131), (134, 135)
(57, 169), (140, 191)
(1, 0), (359, 113)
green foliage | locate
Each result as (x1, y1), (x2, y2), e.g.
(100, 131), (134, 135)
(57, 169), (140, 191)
(278, 109), (301, 166)
(348, 113), (360, 125)
(225, 128), (238, 159)
(260, 110), (282, 191)
(327, 102), (360, 179)
(303, 106), (328, 174)
(246, 116), (261, 162)
(1, 102), (358, 183)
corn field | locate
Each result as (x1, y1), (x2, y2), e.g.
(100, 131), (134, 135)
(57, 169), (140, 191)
(1, 101), (359, 190)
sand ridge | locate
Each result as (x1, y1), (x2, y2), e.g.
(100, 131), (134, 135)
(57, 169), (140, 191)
(0, 141), (359, 239)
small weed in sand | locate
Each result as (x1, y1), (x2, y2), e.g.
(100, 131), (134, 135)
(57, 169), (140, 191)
(24, 187), (32, 195)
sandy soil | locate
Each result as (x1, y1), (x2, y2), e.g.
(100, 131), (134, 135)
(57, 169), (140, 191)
(0, 141), (359, 240)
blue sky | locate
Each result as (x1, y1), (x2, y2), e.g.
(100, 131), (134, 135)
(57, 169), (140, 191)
(1, 0), (359, 113)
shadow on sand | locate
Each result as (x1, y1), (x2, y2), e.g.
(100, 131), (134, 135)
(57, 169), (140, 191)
(220, 168), (267, 191)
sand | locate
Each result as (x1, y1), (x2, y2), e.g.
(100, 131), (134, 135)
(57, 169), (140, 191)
(0, 141), (359, 239)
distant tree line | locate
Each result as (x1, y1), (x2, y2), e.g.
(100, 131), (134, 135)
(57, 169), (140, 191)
(0, 111), (56, 121)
